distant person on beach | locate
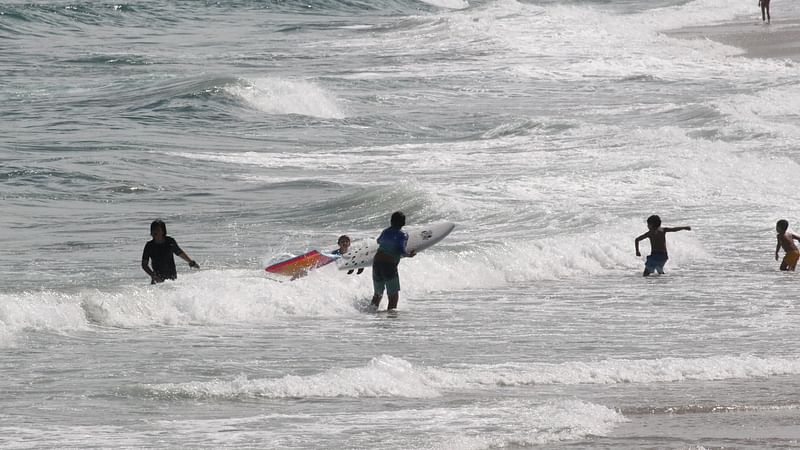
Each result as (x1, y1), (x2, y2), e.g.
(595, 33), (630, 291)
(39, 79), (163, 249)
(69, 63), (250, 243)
(371, 211), (416, 310)
(142, 219), (199, 284)
(634, 215), (692, 276)
(775, 219), (800, 271)
(759, 0), (770, 23)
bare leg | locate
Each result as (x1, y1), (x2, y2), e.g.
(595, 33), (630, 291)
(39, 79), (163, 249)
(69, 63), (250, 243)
(371, 294), (382, 307)
(387, 292), (399, 310)
(766, 4), (770, 23)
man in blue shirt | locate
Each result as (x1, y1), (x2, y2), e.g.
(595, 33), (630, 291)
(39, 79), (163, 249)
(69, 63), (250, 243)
(371, 211), (416, 310)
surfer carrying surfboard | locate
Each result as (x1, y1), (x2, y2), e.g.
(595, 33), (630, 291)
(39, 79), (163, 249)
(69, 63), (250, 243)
(634, 215), (691, 277)
(371, 211), (416, 310)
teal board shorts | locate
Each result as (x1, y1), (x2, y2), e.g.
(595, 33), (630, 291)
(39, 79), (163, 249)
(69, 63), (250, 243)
(372, 260), (400, 296)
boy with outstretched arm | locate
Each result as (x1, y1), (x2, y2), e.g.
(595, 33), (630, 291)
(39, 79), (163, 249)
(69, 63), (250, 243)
(634, 215), (691, 276)
(775, 219), (800, 271)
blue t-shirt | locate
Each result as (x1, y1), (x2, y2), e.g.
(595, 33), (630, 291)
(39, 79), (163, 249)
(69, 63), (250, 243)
(376, 226), (409, 263)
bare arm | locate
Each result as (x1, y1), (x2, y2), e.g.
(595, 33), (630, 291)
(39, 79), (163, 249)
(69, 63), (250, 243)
(178, 251), (200, 268)
(776, 237), (782, 261)
(634, 232), (649, 256)
(663, 226), (691, 232)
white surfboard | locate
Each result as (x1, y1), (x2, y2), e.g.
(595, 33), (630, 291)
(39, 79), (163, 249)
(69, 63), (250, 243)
(336, 221), (455, 271)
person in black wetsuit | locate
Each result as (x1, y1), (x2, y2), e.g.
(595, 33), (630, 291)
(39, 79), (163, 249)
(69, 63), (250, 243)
(141, 219), (199, 284)
(370, 211), (416, 310)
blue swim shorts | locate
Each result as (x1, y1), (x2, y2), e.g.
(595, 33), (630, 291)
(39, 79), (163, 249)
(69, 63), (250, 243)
(645, 251), (669, 274)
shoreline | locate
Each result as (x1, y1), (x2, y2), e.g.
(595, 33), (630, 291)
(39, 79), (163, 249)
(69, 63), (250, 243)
(666, 15), (800, 61)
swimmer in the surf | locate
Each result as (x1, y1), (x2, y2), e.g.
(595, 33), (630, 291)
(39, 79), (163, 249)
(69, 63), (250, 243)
(330, 235), (363, 274)
(634, 215), (691, 277)
(141, 219), (199, 284)
(775, 219), (800, 271)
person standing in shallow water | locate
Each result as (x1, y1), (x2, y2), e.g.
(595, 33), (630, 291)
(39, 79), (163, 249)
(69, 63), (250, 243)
(759, 0), (771, 23)
(775, 219), (800, 271)
(141, 219), (199, 284)
(331, 235), (363, 275)
(634, 215), (691, 277)
(371, 211), (416, 310)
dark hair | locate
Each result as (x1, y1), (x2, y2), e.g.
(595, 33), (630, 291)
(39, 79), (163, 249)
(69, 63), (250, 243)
(777, 219), (789, 231)
(337, 235), (350, 244)
(390, 211), (406, 228)
(150, 219), (167, 235)
(647, 215), (661, 228)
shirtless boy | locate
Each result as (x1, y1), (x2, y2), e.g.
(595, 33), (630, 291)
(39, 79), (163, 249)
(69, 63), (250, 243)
(775, 219), (800, 271)
(634, 215), (692, 277)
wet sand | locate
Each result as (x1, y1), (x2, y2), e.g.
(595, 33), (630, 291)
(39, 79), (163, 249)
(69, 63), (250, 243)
(668, 17), (800, 60)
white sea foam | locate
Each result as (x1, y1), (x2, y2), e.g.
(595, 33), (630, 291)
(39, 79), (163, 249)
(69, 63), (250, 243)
(419, 0), (469, 10)
(0, 399), (625, 448)
(140, 353), (800, 400)
(143, 355), (442, 399)
(0, 268), (369, 343)
(0, 291), (90, 346)
(426, 400), (626, 448)
(79, 268), (368, 327)
(226, 77), (344, 119)
(418, 0), (793, 83)
(443, 354), (800, 386)
(714, 86), (800, 140)
(0, 233), (654, 343)
(168, 117), (800, 222)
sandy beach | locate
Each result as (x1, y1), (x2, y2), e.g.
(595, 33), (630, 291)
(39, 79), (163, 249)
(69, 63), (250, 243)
(668, 14), (800, 60)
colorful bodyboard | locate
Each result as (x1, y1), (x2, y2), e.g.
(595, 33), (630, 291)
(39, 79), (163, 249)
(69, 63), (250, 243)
(265, 250), (337, 278)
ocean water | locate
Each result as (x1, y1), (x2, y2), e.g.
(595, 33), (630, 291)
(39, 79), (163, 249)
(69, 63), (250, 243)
(3, 0), (800, 447)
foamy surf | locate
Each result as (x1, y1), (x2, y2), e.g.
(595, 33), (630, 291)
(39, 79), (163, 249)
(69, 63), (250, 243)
(226, 77), (345, 119)
(138, 354), (800, 400)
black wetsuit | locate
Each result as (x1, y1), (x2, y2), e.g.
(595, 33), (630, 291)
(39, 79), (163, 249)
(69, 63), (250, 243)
(142, 236), (183, 283)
